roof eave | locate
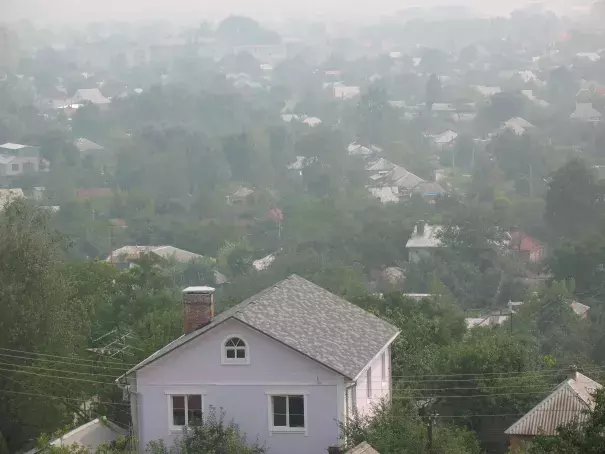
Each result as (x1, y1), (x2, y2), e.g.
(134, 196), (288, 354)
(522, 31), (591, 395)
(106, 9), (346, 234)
(352, 331), (401, 382)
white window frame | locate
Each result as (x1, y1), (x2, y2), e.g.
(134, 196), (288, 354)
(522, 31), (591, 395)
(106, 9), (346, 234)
(166, 392), (205, 432)
(381, 351), (386, 382)
(221, 334), (250, 365)
(266, 392), (308, 436)
(366, 367), (372, 398)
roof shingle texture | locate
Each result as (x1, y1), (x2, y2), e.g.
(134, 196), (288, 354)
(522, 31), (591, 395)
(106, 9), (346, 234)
(128, 275), (399, 379)
(346, 442), (380, 454)
(505, 372), (601, 436)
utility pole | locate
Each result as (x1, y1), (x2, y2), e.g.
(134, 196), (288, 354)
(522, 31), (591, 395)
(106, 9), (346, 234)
(427, 411), (437, 453)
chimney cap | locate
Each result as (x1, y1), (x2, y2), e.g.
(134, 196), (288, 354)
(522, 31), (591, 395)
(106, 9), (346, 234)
(183, 286), (216, 294)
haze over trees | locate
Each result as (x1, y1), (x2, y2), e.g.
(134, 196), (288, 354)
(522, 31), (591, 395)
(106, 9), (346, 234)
(2, 4), (605, 453)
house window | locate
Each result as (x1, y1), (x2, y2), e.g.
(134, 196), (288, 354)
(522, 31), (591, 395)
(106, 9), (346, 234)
(11, 163), (19, 172)
(366, 367), (372, 398)
(269, 395), (306, 433)
(170, 394), (203, 429)
(381, 352), (386, 382)
(223, 336), (248, 364)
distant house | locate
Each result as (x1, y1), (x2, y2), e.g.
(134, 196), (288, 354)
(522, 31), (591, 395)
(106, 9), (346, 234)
(576, 52), (601, 62)
(107, 245), (200, 266)
(474, 85), (501, 96)
(521, 90), (550, 107)
(406, 223), (443, 262)
(368, 186), (400, 204)
(507, 230), (545, 263)
(0, 188), (24, 211)
(25, 418), (127, 454)
(75, 138), (105, 154)
(227, 187), (255, 205)
(348, 142), (382, 157)
(570, 103), (602, 122)
(505, 368), (601, 451)
(388, 166), (425, 194)
(72, 88), (111, 108)
(0, 143), (44, 178)
(366, 158), (396, 176)
(413, 181), (446, 199)
(343, 441), (380, 454)
(466, 314), (510, 329)
(119, 275), (399, 453)
(0, 143), (40, 158)
(252, 252), (277, 271)
(334, 85), (361, 100)
(302, 116), (322, 127)
(430, 130), (458, 149)
(503, 117), (535, 135)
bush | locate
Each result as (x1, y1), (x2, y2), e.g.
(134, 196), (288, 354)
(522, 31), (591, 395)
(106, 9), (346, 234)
(146, 406), (267, 454)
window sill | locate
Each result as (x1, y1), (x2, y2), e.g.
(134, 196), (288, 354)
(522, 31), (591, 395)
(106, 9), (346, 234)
(270, 428), (307, 435)
(221, 361), (250, 366)
(169, 427), (184, 434)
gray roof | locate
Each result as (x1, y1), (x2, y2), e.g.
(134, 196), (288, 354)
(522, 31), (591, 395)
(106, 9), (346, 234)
(505, 372), (601, 436)
(346, 442), (380, 454)
(125, 275), (399, 380)
(75, 138), (105, 152)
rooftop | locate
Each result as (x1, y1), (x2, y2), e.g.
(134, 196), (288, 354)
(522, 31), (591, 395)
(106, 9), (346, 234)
(406, 224), (443, 249)
(0, 142), (27, 150)
(505, 372), (601, 436)
(125, 275), (399, 380)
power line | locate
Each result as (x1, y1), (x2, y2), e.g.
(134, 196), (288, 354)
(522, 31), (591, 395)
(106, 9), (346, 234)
(0, 352), (131, 371)
(0, 365), (115, 386)
(0, 360), (122, 379)
(0, 347), (138, 367)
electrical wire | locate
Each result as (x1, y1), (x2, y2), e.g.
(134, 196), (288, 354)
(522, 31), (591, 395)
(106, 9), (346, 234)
(0, 347), (138, 367)
(0, 360), (122, 379)
(0, 351), (131, 371)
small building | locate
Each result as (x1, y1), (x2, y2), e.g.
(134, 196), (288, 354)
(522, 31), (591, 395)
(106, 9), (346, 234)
(503, 117), (535, 135)
(227, 187), (255, 205)
(505, 368), (601, 451)
(368, 186), (400, 204)
(72, 88), (111, 109)
(406, 223), (443, 262)
(25, 418), (127, 453)
(507, 230), (545, 263)
(389, 166), (426, 195)
(430, 130), (458, 149)
(570, 103), (602, 122)
(413, 181), (446, 199)
(334, 85), (361, 100)
(0, 143), (40, 158)
(252, 252), (277, 271)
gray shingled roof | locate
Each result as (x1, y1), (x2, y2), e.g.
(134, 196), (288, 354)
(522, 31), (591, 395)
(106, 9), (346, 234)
(346, 442), (380, 454)
(124, 275), (399, 379)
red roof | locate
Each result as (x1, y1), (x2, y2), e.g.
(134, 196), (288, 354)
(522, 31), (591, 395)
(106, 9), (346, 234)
(509, 230), (543, 253)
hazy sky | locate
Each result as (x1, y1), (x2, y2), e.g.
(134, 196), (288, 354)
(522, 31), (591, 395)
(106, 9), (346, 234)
(1, 0), (580, 24)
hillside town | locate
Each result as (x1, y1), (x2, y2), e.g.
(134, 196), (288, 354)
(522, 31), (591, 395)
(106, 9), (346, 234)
(3, 1), (605, 453)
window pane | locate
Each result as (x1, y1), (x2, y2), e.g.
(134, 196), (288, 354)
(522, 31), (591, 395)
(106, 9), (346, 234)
(272, 396), (287, 427)
(172, 395), (185, 409)
(288, 396), (305, 428)
(173, 410), (186, 426)
(226, 348), (235, 358)
(236, 348), (246, 359)
(172, 396), (186, 426)
(188, 395), (202, 424)
(237, 338), (245, 347)
(226, 338), (236, 346)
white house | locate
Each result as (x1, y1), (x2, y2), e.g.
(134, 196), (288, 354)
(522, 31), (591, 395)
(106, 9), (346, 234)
(406, 223), (443, 262)
(571, 103), (602, 122)
(430, 130), (458, 149)
(503, 117), (535, 135)
(120, 275), (399, 454)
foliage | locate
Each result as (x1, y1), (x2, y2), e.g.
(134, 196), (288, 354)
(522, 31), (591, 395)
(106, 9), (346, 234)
(146, 407), (266, 454)
(340, 400), (480, 454)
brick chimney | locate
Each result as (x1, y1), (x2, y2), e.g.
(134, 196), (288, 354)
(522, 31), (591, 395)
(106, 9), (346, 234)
(183, 286), (216, 334)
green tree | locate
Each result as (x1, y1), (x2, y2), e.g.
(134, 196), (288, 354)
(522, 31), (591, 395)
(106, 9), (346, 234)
(545, 159), (603, 240)
(425, 74), (443, 111)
